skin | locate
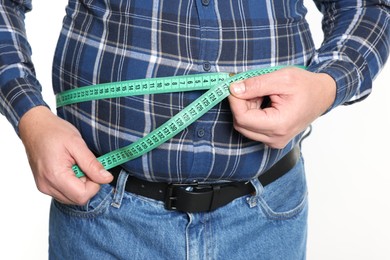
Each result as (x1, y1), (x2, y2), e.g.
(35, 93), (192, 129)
(229, 67), (336, 148)
(19, 106), (113, 205)
(18, 66), (336, 205)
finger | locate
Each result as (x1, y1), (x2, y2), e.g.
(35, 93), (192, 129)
(229, 95), (278, 131)
(230, 67), (300, 99)
(68, 139), (113, 184)
(228, 95), (250, 115)
(230, 75), (275, 99)
(36, 172), (93, 205)
(228, 94), (267, 116)
(235, 108), (281, 133)
(233, 123), (289, 149)
(51, 169), (102, 205)
(38, 183), (72, 204)
(232, 118), (270, 143)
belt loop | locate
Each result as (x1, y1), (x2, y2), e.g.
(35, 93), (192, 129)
(111, 169), (129, 209)
(248, 178), (264, 208)
(209, 185), (221, 211)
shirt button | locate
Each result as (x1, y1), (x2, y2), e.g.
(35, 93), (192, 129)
(202, 0), (210, 6)
(203, 61), (211, 71)
(197, 128), (205, 137)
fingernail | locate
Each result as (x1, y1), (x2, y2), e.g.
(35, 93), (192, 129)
(231, 82), (246, 95)
(100, 169), (112, 177)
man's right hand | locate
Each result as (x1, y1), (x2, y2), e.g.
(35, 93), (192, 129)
(18, 106), (113, 205)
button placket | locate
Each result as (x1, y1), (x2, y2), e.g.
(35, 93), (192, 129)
(202, 61), (211, 71)
(197, 128), (205, 138)
(202, 0), (210, 6)
(196, 0), (217, 72)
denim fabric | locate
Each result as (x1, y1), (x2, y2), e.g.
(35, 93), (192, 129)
(49, 157), (308, 260)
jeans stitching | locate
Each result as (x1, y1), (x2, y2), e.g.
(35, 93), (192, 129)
(257, 191), (308, 220)
(52, 185), (114, 218)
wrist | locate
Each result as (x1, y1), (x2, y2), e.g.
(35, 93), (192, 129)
(19, 106), (54, 141)
(316, 72), (336, 114)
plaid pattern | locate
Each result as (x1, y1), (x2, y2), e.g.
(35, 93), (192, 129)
(1, 0), (389, 182)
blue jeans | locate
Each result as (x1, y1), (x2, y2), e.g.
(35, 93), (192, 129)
(49, 158), (308, 260)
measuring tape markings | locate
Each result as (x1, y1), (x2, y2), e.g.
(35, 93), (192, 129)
(56, 73), (231, 107)
(56, 66), (298, 177)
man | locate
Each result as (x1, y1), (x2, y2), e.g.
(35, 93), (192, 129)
(1, 0), (389, 259)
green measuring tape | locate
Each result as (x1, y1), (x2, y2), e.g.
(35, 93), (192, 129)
(56, 66), (298, 178)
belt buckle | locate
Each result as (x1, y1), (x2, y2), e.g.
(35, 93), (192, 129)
(165, 182), (212, 211)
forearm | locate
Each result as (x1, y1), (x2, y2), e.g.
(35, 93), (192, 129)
(309, 0), (390, 110)
(0, 0), (48, 133)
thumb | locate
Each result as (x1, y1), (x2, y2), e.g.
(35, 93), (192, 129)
(72, 144), (113, 184)
(229, 81), (248, 97)
(230, 69), (288, 99)
(229, 76), (269, 100)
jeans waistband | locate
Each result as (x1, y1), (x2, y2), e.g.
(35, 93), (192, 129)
(109, 145), (300, 213)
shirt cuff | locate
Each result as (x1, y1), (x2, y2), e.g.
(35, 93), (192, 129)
(307, 47), (372, 111)
(0, 75), (49, 134)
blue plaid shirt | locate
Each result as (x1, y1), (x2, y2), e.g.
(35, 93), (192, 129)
(1, 0), (389, 182)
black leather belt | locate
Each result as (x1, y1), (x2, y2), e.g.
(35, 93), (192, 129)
(110, 145), (300, 213)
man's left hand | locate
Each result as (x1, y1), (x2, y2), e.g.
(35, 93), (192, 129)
(228, 67), (336, 148)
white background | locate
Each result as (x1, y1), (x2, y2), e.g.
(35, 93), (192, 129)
(1, 1), (389, 259)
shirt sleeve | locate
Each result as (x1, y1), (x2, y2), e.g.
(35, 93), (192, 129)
(308, 0), (390, 109)
(0, 0), (48, 134)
